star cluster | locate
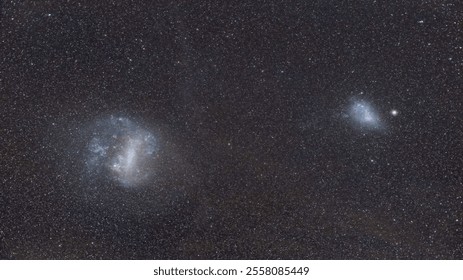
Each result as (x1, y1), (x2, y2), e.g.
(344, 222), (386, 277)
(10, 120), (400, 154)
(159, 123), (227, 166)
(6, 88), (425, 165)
(1, 0), (462, 259)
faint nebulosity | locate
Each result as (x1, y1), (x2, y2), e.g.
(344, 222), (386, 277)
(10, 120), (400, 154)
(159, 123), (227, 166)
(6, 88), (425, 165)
(1, 1), (462, 259)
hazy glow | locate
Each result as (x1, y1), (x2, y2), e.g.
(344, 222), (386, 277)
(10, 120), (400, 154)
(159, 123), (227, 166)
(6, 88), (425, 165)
(87, 116), (158, 187)
(350, 100), (381, 129)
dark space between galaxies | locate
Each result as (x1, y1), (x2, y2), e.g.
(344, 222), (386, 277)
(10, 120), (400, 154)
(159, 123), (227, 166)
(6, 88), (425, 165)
(1, 0), (462, 259)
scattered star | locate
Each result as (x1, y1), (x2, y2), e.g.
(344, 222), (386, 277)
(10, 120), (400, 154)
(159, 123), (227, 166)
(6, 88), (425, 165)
(2, 0), (460, 260)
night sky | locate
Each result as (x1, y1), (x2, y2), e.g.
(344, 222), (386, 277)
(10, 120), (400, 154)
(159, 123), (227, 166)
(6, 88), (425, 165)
(1, 0), (462, 259)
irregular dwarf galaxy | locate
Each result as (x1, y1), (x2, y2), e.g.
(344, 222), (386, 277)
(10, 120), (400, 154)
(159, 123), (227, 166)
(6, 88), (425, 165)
(86, 116), (158, 188)
(1, 1), (462, 259)
(349, 100), (382, 130)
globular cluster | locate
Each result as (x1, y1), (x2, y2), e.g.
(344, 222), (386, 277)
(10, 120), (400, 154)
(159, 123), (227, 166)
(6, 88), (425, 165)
(1, 0), (462, 259)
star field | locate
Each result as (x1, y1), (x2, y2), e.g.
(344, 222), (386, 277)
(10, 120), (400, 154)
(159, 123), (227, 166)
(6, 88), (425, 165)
(1, 1), (462, 259)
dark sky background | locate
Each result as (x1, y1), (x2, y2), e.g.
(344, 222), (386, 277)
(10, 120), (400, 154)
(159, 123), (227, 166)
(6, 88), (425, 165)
(1, 0), (462, 259)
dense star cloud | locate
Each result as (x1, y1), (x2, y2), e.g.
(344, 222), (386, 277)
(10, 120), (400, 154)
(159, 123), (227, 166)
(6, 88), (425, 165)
(1, 0), (462, 259)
